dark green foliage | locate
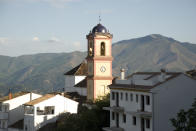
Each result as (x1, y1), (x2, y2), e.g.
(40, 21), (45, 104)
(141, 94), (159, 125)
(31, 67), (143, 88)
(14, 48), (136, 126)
(57, 95), (110, 131)
(170, 98), (196, 131)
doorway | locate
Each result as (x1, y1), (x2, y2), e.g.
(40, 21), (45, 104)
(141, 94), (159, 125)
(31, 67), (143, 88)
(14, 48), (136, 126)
(141, 95), (145, 111)
(116, 113), (119, 127)
(116, 92), (119, 107)
(141, 118), (145, 131)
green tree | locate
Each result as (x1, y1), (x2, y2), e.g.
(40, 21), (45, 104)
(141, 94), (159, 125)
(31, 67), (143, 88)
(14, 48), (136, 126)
(170, 98), (196, 131)
(57, 94), (110, 131)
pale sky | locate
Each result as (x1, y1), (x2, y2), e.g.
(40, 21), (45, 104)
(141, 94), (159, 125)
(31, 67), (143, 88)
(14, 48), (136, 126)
(0, 0), (196, 56)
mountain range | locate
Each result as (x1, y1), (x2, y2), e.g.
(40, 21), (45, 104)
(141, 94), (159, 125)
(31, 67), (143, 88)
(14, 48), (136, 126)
(0, 34), (196, 95)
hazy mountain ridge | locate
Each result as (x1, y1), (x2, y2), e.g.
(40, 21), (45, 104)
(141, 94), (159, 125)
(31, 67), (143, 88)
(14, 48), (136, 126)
(0, 34), (195, 95)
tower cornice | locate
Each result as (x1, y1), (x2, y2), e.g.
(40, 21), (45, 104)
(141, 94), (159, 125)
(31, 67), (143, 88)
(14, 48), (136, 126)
(86, 56), (113, 61)
(87, 76), (113, 80)
(86, 33), (113, 39)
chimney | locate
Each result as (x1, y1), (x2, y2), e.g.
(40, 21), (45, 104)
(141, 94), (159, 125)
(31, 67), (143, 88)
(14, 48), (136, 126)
(160, 68), (166, 82)
(120, 68), (125, 80)
(30, 92), (32, 101)
(8, 88), (12, 100)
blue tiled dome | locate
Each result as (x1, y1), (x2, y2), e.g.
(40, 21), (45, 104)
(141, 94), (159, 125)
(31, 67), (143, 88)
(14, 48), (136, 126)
(92, 24), (107, 34)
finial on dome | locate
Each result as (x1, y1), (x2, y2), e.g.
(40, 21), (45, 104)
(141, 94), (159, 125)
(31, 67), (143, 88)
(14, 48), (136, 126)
(99, 15), (101, 24)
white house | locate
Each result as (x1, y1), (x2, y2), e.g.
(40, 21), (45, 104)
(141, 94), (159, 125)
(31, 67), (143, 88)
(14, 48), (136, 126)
(64, 62), (87, 96)
(103, 70), (196, 131)
(23, 93), (79, 131)
(0, 92), (41, 131)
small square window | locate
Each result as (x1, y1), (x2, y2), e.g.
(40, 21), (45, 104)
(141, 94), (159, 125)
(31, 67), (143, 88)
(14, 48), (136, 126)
(133, 116), (136, 125)
(123, 114), (126, 123)
(136, 94), (138, 103)
(125, 93), (128, 101)
(130, 93), (133, 101)
(112, 112), (115, 120)
(112, 92), (115, 100)
(146, 96), (150, 105)
(120, 92), (123, 100)
(146, 119), (150, 128)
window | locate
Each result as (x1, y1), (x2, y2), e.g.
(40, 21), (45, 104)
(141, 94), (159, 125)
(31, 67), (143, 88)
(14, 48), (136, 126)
(89, 41), (93, 56)
(25, 125), (28, 131)
(100, 42), (105, 56)
(112, 112), (115, 120)
(130, 93), (133, 101)
(5, 105), (9, 112)
(2, 120), (6, 129)
(146, 119), (150, 128)
(146, 96), (150, 105)
(0, 105), (2, 112)
(120, 92), (123, 100)
(112, 92), (115, 100)
(123, 114), (126, 123)
(125, 93), (128, 101)
(44, 106), (55, 115)
(133, 116), (136, 125)
(136, 94), (138, 103)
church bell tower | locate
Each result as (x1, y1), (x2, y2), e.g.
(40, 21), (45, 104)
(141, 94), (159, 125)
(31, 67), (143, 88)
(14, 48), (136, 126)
(86, 23), (113, 100)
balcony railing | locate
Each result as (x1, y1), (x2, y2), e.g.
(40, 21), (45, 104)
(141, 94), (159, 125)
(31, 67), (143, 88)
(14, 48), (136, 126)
(103, 106), (124, 112)
(127, 110), (152, 118)
(0, 112), (8, 119)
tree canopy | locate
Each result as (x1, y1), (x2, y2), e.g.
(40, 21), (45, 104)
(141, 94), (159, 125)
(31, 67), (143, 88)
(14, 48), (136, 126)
(57, 95), (110, 131)
(170, 98), (196, 131)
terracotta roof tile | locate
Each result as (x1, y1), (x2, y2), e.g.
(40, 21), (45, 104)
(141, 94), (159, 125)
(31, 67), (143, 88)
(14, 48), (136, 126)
(24, 94), (55, 106)
(110, 72), (182, 91)
(64, 62), (87, 76)
(186, 69), (196, 79)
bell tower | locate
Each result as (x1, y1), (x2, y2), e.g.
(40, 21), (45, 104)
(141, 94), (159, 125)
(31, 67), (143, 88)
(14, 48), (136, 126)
(86, 23), (113, 101)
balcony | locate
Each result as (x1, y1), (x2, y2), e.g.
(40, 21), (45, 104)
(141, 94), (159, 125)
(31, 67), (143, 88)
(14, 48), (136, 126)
(103, 127), (124, 131)
(0, 112), (8, 119)
(103, 106), (124, 113)
(127, 110), (152, 118)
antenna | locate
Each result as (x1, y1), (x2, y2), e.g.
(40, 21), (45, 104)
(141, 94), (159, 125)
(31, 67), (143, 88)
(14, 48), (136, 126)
(99, 13), (101, 24)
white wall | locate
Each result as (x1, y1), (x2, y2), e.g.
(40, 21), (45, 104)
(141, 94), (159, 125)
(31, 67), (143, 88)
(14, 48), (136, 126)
(109, 89), (152, 131)
(110, 112), (152, 131)
(64, 75), (86, 96)
(3, 93), (41, 127)
(152, 74), (196, 131)
(24, 94), (79, 131)
(110, 90), (152, 112)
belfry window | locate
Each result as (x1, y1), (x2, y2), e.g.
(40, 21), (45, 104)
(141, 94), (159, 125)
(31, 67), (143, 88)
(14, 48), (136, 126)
(89, 42), (93, 56)
(100, 42), (105, 56)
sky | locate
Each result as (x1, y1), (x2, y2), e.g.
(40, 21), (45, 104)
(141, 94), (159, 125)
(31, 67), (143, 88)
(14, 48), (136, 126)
(0, 0), (196, 56)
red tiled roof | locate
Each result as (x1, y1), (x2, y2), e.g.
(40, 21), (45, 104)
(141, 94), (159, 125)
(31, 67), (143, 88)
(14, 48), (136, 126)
(64, 62), (87, 76)
(186, 69), (196, 79)
(110, 72), (182, 91)
(24, 94), (55, 106)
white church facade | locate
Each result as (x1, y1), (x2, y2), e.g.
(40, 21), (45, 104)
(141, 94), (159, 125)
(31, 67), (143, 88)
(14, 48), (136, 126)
(64, 22), (113, 101)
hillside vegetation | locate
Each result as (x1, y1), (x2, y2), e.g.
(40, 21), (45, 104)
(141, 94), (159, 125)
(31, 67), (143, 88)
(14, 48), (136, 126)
(0, 34), (196, 95)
